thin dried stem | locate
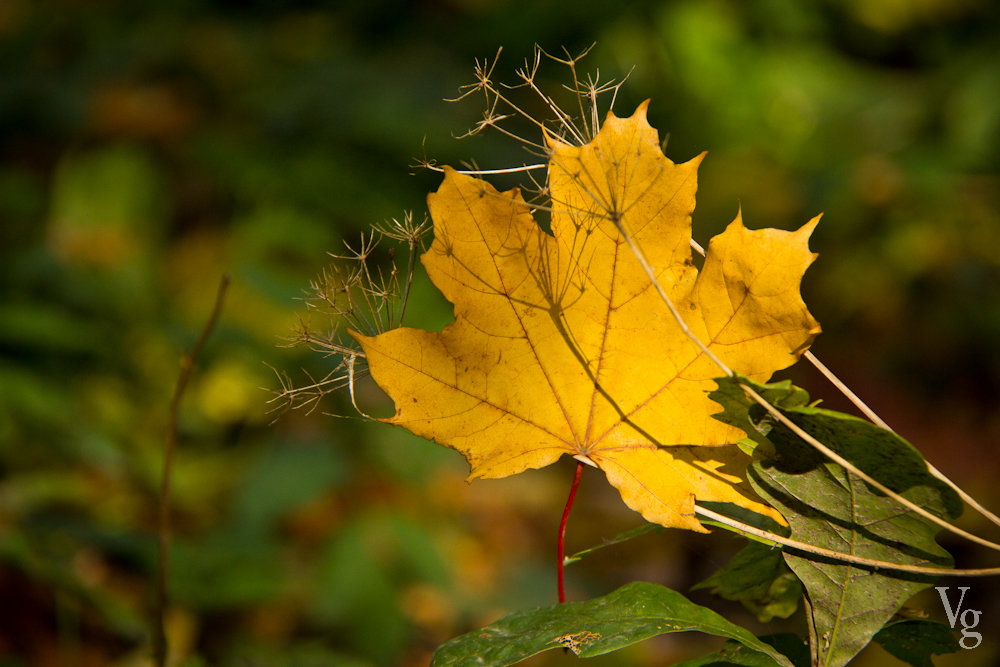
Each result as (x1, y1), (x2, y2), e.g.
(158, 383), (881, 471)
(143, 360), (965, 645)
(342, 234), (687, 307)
(155, 274), (229, 667)
(442, 43), (631, 185)
(803, 350), (1000, 529)
(695, 506), (1000, 577)
(541, 43), (598, 140)
(742, 383), (1000, 552)
(421, 163), (548, 176)
(274, 214), (429, 418)
(511, 48), (587, 146)
(618, 224), (732, 375)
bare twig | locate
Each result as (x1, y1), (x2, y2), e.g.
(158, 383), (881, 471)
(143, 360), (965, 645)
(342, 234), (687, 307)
(154, 274), (230, 667)
(695, 505), (1000, 577)
(802, 349), (1000, 530)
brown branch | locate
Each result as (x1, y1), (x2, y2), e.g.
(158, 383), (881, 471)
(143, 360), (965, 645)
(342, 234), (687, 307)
(153, 274), (230, 666)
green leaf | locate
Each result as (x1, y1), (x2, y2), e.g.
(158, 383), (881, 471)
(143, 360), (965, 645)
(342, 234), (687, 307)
(562, 523), (663, 566)
(712, 376), (960, 667)
(693, 541), (801, 622)
(708, 376), (811, 454)
(673, 633), (810, 667)
(430, 582), (794, 667)
(873, 619), (960, 667)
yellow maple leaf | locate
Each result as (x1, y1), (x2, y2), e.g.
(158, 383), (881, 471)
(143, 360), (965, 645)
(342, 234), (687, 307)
(352, 102), (820, 532)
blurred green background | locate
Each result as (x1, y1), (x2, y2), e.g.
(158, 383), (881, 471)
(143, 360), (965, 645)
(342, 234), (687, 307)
(2, 1), (999, 665)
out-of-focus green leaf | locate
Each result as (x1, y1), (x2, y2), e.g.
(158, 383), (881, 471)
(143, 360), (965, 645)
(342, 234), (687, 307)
(233, 439), (349, 535)
(219, 640), (376, 667)
(0, 302), (103, 352)
(168, 534), (284, 610)
(47, 144), (166, 268)
(694, 541), (801, 622)
(873, 619), (960, 667)
(0, 528), (147, 641)
(309, 518), (410, 665)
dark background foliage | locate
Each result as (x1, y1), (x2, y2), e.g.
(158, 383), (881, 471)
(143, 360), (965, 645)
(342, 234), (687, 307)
(1, 1), (998, 665)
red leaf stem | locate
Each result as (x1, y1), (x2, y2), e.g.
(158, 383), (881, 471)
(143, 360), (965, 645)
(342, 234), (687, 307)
(557, 460), (585, 603)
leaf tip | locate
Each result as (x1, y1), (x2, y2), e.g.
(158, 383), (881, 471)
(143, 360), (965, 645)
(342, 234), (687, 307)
(797, 213), (822, 239)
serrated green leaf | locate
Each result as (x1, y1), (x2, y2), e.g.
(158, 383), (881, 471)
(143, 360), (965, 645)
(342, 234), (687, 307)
(712, 376), (959, 667)
(873, 619), (960, 667)
(430, 582), (794, 667)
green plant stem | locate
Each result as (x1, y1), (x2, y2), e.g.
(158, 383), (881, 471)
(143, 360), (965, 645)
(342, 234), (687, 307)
(558, 460), (584, 603)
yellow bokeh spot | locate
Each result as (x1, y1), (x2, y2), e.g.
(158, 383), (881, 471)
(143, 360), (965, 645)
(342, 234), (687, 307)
(197, 358), (265, 424)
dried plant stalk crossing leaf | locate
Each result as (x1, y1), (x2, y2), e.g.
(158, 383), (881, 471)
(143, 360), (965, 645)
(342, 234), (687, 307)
(353, 102), (821, 531)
